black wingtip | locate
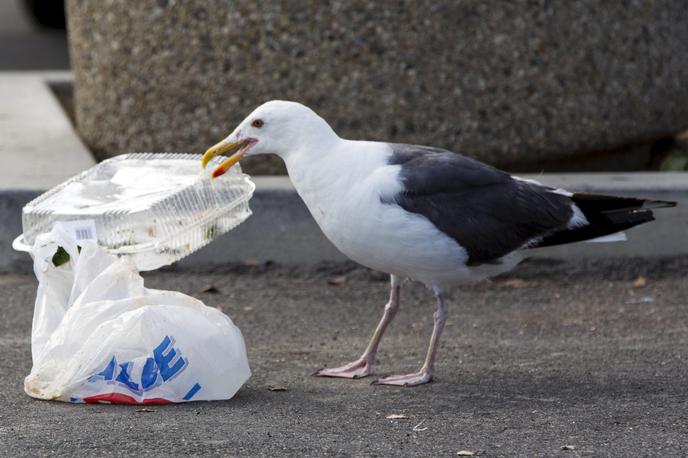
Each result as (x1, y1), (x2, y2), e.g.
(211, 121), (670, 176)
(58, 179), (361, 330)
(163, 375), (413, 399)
(572, 192), (677, 211)
(642, 199), (677, 209)
(531, 193), (675, 249)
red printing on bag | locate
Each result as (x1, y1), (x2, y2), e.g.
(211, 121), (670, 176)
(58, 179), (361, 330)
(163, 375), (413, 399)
(83, 392), (173, 405)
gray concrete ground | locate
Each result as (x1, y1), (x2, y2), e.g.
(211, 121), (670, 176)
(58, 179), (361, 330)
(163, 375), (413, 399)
(0, 0), (69, 70)
(0, 72), (94, 191)
(1, 257), (687, 456)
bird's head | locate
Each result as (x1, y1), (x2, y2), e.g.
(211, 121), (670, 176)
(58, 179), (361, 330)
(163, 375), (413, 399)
(201, 100), (337, 178)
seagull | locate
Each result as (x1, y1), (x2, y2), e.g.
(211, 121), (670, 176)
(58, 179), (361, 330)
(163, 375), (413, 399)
(201, 100), (675, 387)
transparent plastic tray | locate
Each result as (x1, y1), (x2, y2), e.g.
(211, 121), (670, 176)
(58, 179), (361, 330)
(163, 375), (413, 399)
(13, 153), (255, 270)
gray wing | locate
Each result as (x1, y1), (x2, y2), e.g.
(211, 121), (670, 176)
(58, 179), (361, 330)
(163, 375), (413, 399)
(386, 144), (574, 265)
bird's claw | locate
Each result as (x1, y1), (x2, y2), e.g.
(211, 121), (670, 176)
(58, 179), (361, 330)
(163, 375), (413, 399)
(371, 371), (433, 387)
(313, 358), (372, 379)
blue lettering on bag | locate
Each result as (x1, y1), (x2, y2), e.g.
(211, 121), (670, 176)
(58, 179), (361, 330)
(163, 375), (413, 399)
(88, 335), (189, 394)
(183, 383), (202, 401)
(89, 356), (116, 382)
(140, 357), (158, 390)
(154, 335), (187, 381)
(115, 362), (139, 391)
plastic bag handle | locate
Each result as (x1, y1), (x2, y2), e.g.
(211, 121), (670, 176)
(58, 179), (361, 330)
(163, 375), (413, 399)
(12, 234), (31, 253)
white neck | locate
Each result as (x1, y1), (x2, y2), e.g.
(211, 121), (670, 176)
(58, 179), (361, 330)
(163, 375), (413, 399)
(281, 135), (344, 200)
(281, 138), (396, 226)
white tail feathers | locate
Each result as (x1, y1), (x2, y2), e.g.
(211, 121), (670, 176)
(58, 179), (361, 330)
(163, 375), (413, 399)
(585, 232), (627, 243)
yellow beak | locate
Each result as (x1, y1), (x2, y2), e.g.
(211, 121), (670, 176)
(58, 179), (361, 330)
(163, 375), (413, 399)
(201, 139), (250, 178)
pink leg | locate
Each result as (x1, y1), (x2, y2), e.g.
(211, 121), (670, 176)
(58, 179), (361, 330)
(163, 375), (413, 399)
(372, 288), (448, 387)
(314, 275), (401, 379)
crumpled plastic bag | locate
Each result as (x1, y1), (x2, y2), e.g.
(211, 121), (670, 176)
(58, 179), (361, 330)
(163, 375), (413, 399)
(24, 224), (250, 404)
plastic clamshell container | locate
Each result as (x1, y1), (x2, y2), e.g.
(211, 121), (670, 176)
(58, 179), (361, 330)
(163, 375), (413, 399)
(15, 153), (255, 270)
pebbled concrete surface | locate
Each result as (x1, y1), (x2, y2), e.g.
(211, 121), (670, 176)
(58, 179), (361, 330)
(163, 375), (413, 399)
(1, 257), (688, 456)
(66, 0), (688, 170)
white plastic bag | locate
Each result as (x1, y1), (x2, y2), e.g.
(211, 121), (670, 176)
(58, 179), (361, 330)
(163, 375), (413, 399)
(25, 225), (250, 404)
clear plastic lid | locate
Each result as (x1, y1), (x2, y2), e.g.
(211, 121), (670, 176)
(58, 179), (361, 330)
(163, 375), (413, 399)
(18, 153), (255, 270)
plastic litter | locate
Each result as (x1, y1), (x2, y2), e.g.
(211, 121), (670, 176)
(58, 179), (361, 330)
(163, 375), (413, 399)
(14, 153), (255, 270)
(24, 225), (251, 404)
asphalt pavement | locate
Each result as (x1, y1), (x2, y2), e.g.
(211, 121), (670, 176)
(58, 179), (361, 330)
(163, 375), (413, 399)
(1, 257), (688, 456)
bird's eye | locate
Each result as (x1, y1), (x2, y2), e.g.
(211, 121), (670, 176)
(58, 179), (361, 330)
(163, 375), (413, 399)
(251, 119), (264, 128)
